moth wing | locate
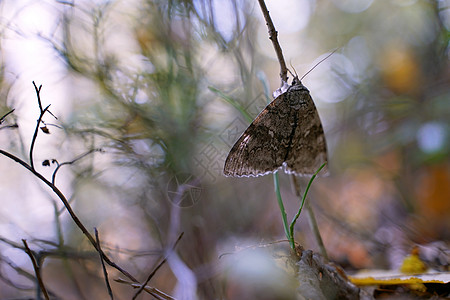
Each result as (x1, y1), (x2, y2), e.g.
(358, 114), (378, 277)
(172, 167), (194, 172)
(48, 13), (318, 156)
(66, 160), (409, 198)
(284, 92), (328, 176)
(223, 94), (295, 177)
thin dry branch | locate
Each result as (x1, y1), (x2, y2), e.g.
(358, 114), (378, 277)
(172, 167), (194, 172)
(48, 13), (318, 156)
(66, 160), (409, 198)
(29, 82), (49, 170)
(22, 239), (50, 300)
(0, 149), (137, 283)
(29, 82), (57, 170)
(51, 148), (103, 185)
(291, 176), (328, 261)
(257, 0), (288, 83)
(116, 278), (175, 300)
(95, 228), (114, 300)
(0, 82), (185, 298)
(257, 0), (328, 260)
(132, 232), (184, 300)
(0, 83), (138, 284)
(32, 81), (43, 111)
(0, 109), (15, 124)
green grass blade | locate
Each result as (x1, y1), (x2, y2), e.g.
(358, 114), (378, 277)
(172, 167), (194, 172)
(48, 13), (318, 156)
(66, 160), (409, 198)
(289, 162), (327, 241)
(273, 172), (294, 249)
(208, 86), (252, 122)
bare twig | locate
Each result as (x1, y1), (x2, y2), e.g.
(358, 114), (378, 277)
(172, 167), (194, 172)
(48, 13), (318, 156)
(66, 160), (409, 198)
(29, 103), (50, 170)
(22, 239), (50, 300)
(32, 81), (43, 112)
(51, 148), (103, 185)
(291, 176), (328, 261)
(257, 0), (288, 83)
(0, 83), (140, 284)
(95, 228), (114, 300)
(0, 240), (37, 282)
(0, 82), (184, 297)
(0, 266), (32, 291)
(258, 0), (328, 258)
(0, 149), (138, 282)
(132, 232), (184, 300)
(29, 82), (58, 170)
(0, 109), (15, 124)
(29, 82), (50, 171)
(305, 200), (328, 261)
(0, 124), (19, 130)
(115, 278), (175, 300)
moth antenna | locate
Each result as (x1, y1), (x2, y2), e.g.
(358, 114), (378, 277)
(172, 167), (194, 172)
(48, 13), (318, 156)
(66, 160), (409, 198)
(287, 68), (295, 79)
(300, 48), (338, 81)
(287, 61), (297, 78)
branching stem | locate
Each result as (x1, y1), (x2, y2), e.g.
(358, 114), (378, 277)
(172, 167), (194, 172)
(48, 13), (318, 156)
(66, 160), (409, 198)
(0, 149), (138, 282)
(22, 239), (50, 300)
(258, 0), (328, 256)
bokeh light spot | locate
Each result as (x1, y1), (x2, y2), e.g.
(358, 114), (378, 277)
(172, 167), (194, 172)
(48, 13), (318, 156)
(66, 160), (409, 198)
(417, 122), (446, 153)
(263, 0), (314, 33)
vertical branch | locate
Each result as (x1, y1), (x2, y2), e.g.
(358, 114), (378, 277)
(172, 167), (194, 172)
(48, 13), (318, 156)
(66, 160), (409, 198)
(95, 228), (114, 300)
(132, 232), (184, 300)
(305, 200), (328, 261)
(258, 0), (293, 250)
(33, 81), (43, 112)
(30, 82), (48, 171)
(257, 0), (328, 258)
(22, 240), (50, 300)
(291, 175), (329, 261)
(29, 105), (50, 171)
(257, 0), (288, 82)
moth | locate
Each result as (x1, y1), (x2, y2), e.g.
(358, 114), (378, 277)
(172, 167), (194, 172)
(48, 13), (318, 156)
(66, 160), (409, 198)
(223, 76), (327, 177)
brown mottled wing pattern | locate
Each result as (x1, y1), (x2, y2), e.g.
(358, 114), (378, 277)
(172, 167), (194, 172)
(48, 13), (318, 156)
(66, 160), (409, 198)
(223, 94), (295, 177)
(223, 78), (328, 177)
(284, 90), (327, 175)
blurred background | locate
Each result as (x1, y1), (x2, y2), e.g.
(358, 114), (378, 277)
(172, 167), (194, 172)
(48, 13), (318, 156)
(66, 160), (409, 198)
(0, 0), (449, 299)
